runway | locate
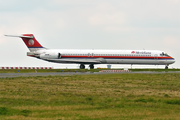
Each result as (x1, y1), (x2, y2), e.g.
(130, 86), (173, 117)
(0, 71), (180, 78)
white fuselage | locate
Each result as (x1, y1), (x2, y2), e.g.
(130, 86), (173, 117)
(30, 49), (175, 65)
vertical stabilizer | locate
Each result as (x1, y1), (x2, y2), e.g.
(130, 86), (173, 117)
(21, 34), (44, 52)
(5, 34), (45, 52)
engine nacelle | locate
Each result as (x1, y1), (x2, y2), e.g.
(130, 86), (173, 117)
(40, 52), (61, 59)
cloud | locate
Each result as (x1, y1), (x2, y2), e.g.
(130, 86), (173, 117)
(103, 27), (134, 32)
(0, 9), (66, 34)
(87, 3), (127, 32)
(165, 0), (180, 4)
(163, 36), (179, 46)
(0, 0), (48, 12)
(126, 0), (180, 21)
(89, 12), (125, 26)
(50, 0), (97, 5)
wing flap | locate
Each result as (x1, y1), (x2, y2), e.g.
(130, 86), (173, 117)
(47, 59), (102, 64)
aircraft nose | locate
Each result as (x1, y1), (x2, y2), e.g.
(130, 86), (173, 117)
(171, 58), (175, 64)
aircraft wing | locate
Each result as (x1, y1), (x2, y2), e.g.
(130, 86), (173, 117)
(47, 59), (103, 64)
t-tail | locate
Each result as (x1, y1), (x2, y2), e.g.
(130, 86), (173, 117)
(5, 34), (45, 52)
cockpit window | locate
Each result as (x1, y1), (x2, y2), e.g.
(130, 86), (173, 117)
(164, 53), (170, 57)
(160, 52), (170, 57)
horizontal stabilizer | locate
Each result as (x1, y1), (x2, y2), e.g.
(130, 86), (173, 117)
(5, 35), (34, 39)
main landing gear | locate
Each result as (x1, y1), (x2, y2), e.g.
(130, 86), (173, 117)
(79, 64), (94, 69)
(89, 64), (94, 69)
(80, 64), (85, 69)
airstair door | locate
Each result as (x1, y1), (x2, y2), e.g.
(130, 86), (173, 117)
(154, 54), (158, 59)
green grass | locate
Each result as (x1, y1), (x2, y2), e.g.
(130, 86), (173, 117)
(0, 68), (180, 73)
(0, 74), (180, 119)
(0, 69), (90, 73)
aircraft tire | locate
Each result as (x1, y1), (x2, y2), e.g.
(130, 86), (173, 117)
(80, 64), (85, 69)
(89, 64), (94, 69)
(165, 66), (168, 69)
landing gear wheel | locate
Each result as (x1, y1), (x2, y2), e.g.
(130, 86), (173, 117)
(80, 64), (85, 69)
(89, 64), (94, 69)
(165, 66), (168, 69)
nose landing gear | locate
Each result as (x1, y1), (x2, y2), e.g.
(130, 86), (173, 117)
(165, 65), (169, 69)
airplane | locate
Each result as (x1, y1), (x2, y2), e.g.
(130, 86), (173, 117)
(5, 34), (175, 69)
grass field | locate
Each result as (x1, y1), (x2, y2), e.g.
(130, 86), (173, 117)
(0, 73), (180, 120)
(0, 68), (180, 73)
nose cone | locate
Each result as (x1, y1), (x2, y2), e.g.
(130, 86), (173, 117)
(170, 57), (175, 64)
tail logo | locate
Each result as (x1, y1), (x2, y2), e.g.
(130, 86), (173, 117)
(28, 39), (34, 46)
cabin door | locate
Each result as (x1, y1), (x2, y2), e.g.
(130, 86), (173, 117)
(154, 54), (158, 60)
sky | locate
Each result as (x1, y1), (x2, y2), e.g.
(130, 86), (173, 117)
(0, 0), (179, 69)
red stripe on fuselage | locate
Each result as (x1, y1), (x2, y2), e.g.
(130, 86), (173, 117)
(61, 56), (173, 59)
